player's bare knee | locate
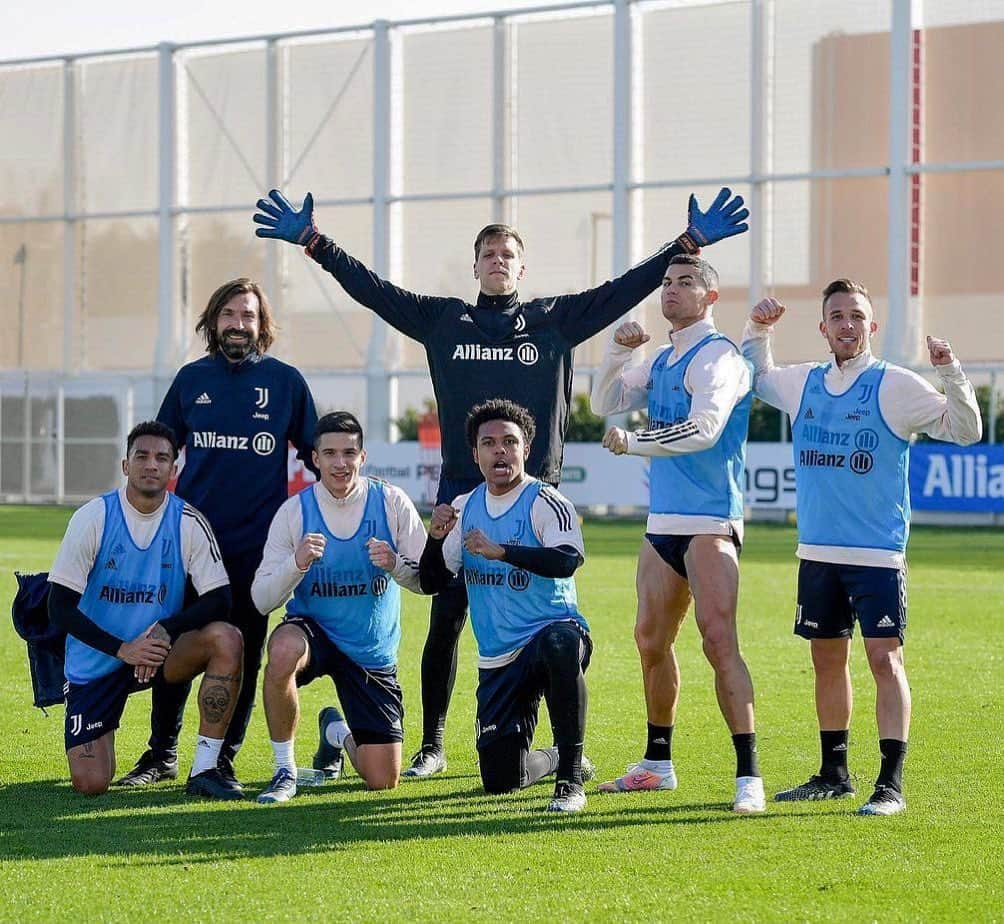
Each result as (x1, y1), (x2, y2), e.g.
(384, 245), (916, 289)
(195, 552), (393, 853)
(866, 644), (904, 681)
(700, 624), (738, 670)
(204, 621), (243, 659)
(70, 769), (110, 796)
(265, 630), (305, 679)
(364, 771), (399, 791)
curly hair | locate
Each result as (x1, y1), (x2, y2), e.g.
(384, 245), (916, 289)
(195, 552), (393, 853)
(465, 398), (536, 448)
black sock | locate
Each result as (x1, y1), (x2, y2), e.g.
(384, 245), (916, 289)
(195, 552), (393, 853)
(732, 733), (760, 778)
(644, 723), (673, 762)
(820, 729), (850, 781)
(877, 738), (907, 792)
(556, 743), (584, 786)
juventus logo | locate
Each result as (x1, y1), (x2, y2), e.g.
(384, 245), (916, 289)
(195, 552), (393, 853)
(70, 713), (83, 736)
(254, 387), (269, 409)
(856, 383), (873, 403)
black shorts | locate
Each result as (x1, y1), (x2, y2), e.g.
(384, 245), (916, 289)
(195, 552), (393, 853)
(645, 529), (742, 580)
(284, 616), (404, 746)
(64, 664), (176, 750)
(795, 560), (907, 643)
(475, 621), (592, 752)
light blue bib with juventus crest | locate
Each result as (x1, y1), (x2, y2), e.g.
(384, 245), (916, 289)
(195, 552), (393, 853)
(647, 333), (752, 519)
(70, 491), (186, 683)
(461, 480), (586, 659)
(286, 480), (401, 669)
(793, 362), (910, 552)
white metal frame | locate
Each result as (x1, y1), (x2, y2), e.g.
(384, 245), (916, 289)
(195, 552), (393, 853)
(1, 0), (1002, 502)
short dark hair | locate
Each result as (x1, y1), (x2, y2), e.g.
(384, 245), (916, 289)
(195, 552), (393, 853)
(473, 224), (525, 260)
(822, 278), (872, 315)
(126, 421), (179, 460)
(465, 399), (536, 449)
(667, 253), (719, 292)
(313, 411), (364, 450)
(196, 277), (277, 356)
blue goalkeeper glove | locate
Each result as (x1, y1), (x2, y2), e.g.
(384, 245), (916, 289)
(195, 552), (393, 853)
(677, 187), (749, 253)
(253, 189), (319, 246)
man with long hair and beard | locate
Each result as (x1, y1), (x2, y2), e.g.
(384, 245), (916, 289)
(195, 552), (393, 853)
(116, 278), (318, 796)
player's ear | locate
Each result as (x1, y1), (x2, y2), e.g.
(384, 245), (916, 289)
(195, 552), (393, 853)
(869, 320), (878, 335)
(473, 261), (479, 280)
(121, 458), (129, 477)
(517, 261), (525, 281)
(312, 448), (320, 470)
(819, 320), (827, 339)
(359, 448), (367, 468)
(706, 289), (719, 307)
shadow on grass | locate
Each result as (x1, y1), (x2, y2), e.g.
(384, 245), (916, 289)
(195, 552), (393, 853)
(0, 776), (773, 864)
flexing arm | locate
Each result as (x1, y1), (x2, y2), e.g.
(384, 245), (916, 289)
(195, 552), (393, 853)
(740, 298), (814, 416)
(251, 499), (312, 615)
(604, 344), (751, 457)
(253, 189), (445, 341)
(881, 338), (983, 444)
(590, 322), (657, 415)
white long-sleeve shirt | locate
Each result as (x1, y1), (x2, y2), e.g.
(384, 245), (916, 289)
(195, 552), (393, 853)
(741, 319), (983, 567)
(251, 479), (427, 616)
(591, 317), (752, 537)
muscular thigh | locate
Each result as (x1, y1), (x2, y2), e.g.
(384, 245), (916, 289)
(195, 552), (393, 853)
(636, 539), (692, 646)
(684, 535), (740, 629)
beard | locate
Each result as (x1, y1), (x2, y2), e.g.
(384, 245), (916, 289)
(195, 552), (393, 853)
(220, 329), (254, 360)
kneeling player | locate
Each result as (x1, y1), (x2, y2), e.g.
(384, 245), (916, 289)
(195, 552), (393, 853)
(48, 421), (242, 798)
(251, 412), (427, 801)
(420, 399), (592, 813)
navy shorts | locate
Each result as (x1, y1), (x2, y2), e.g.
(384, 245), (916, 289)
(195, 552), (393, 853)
(645, 529), (742, 580)
(475, 621), (592, 752)
(795, 560), (907, 643)
(284, 616), (404, 746)
(64, 664), (176, 751)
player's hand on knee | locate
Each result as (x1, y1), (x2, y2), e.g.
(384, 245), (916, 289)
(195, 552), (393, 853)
(927, 335), (955, 366)
(118, 626), (170, 668)
(135, 664), (157, 684)
(295, 532), (327, 570)
(429, 504), (459, 540)
(750, 297), (785, 326)
(614, 321), (650, 350)
(367, 538), (397, 572)
(253, 189), (319, 246)
(678, 187), (749, 251)
(463, 529), (504, 561)
(602, 426), (629, 455)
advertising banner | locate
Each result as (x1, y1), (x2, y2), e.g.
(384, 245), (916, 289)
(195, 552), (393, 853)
(284, 441), (1003, 515)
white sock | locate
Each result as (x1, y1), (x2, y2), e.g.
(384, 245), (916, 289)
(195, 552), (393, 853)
(639, 757), (674, 772)
(191, 735), (224, 775)
(271, 739), (296, 773)
(324, 717), (350, 749)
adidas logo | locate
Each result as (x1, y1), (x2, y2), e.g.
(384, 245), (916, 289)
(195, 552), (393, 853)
(196, 392), (212, 405)
(104, 558), (117, 570)
(805, 408), (815, 420)
(832, 743), (847, 752)
(877, 615), (895, 628)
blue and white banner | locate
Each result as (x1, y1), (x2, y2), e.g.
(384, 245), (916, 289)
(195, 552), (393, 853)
(909, 444), (1004, 513)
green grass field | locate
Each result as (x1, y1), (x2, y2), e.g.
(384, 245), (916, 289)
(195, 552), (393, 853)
(1, 506), (1001, 922)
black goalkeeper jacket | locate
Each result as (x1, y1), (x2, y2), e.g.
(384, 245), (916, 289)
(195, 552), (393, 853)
(309, 236), (685, 485)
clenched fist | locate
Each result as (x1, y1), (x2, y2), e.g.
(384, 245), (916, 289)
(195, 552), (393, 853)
(614, 321), (651, 350)
(750, 296), (785, 326)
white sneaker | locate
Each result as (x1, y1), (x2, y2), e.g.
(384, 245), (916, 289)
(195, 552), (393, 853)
(733, 775), (766, 814)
